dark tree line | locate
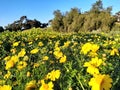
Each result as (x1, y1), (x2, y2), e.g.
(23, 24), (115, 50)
(1, 16), (48, 32)
(51, 0), (118, 32)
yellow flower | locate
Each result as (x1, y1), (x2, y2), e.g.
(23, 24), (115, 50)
(69, 87), (73, 90)
(33, 63), (40, 68)
(23, 55), (29, 61)
(18, 48), (26, 57)
(81, 43), (92, 55)
(59, 55), (67, 63)
(63, 41), (71, 48)
(4, 71), (11, 79)
(10, 48), (16, 54)
(13, 41), (20, 47)
(54, 47), (60, 52)
(81, 43), (99, 55)
(17, 61), (27, 70)
(30, 48), (39, 54)
(5, 55), (19, 70)
(49, 51), (53, 54)
(0, 85), (12, 90)
(5, 60), (15, 70)
(46, 70), (61, 81)
(89, 52), (98, 57)
(38, 42), (44, 46)
(28, 41), (32, 45)
(84, 57), (102, 75)
(43, 56), (49, 61)
(91, 44), (99, 53)
(10, 55), (19, 63)
(39, 80), (54, 90)
(89, 74), (112, 90)
(4, 56), (11, 61)
(26, 72), (31, 77)
(25, 80), (36, 90)
(55, 41), (60, 47)
(53, 51), (63, 59)
(110, 48), (119, 56)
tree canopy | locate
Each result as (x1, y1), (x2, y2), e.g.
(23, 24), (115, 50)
(51, 0), (117, 32)
(5, 16), (48, 31)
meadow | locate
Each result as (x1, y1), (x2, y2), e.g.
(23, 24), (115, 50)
(0, 28), (120, 90)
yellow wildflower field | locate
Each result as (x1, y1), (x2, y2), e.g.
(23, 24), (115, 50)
(0, 28), (120, 90)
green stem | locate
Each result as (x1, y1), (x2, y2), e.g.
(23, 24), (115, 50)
(76, 75), (85, 90)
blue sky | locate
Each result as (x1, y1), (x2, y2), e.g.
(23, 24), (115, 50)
(0, 0), (120, 27)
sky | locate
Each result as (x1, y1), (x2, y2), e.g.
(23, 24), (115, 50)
(0, 0), (120, 27)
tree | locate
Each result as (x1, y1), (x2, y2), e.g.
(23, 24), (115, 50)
(90, 0), (103, 13)
(33, 19), (41, 28)
(20, 16), (27, 23)
(99, 12), (116, 31)
(51, 0), (116, 32)
(63, 8), (81, 32)
(5, 16), (46, 31)
(106, 6), (112, 14)
(0, 26), (4, 32)
(51, 10), (64, 31)
(40, 23), (48, 28)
